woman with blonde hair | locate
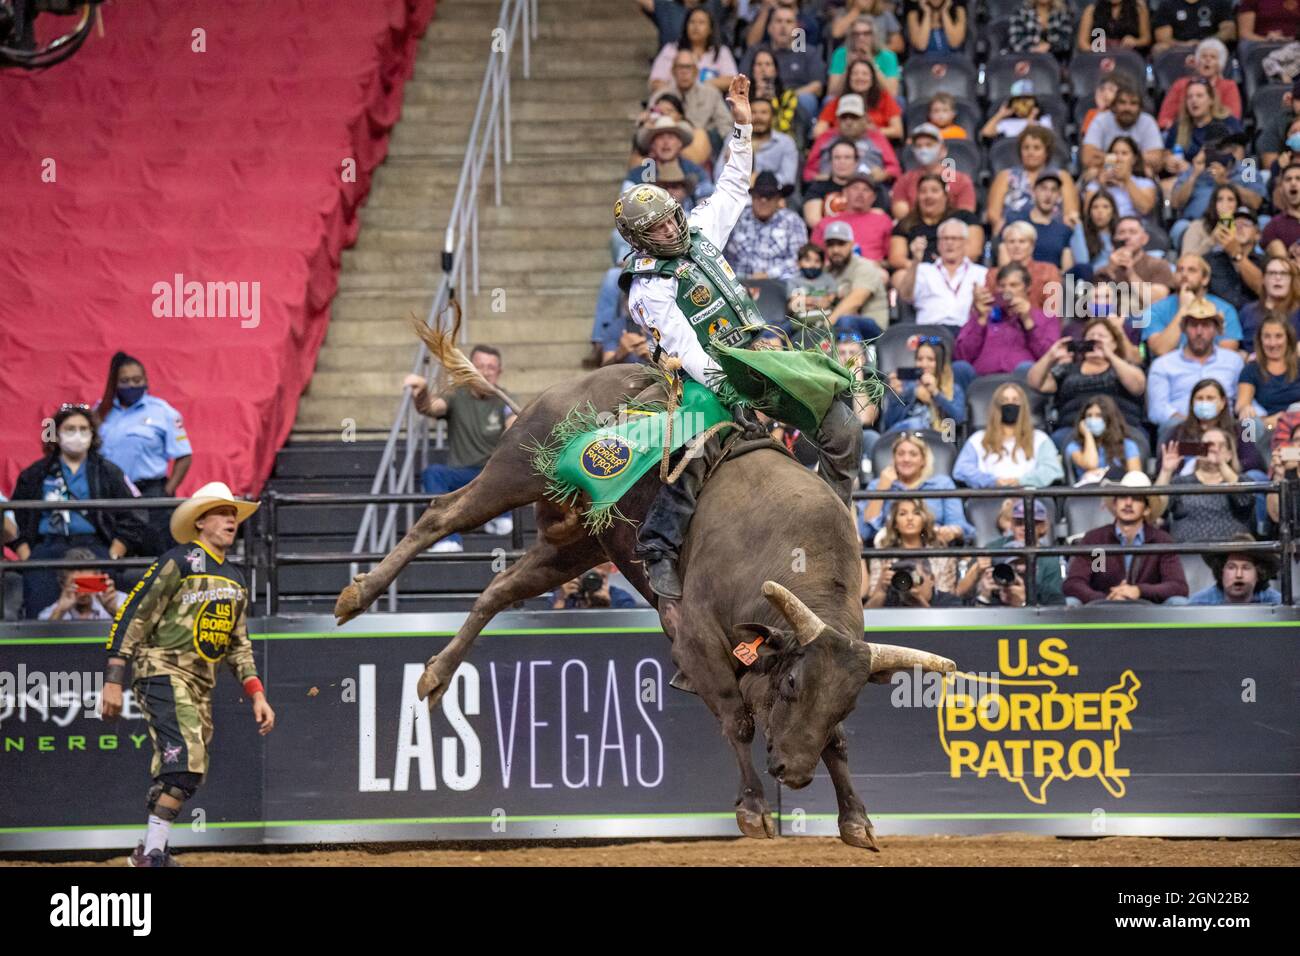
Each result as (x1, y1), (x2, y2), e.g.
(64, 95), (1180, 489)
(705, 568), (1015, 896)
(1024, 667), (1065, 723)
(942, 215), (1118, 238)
(1165, 78), (1241, 161)
(954, 382), (1064, 488)
(859, 430), (973, 544)
(861, 498), (959, 604)
(1156, 427), (1254, 542)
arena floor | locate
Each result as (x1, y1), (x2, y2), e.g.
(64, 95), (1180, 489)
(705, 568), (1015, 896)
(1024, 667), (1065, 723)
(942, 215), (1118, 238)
(6, 836), (1298, 867)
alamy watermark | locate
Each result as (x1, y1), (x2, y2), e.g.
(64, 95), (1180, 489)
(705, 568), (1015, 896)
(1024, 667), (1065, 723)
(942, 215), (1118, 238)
(151, 273), (260, 328)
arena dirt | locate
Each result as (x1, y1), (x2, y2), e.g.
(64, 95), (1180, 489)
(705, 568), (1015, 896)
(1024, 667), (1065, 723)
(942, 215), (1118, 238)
(6, 836), (1297, 867)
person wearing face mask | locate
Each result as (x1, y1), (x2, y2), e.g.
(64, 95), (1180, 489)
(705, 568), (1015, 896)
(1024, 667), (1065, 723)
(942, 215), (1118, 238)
(1167, 377), (1269, 476)
(1064, 396), (1143, 483)
(954, 383), (1064, 488)
(97, 352), (194, 555)
(9, 405), (146, 619)
(1146, 302), (1245, 442)
(890, 124), (977, 221)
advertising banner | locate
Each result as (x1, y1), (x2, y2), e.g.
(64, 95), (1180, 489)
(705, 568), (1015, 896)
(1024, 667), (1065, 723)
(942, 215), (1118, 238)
(1, 610), (1296, 849)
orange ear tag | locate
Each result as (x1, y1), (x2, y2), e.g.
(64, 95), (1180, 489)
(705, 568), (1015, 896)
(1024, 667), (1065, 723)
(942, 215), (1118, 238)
(733, 636), (765, 666)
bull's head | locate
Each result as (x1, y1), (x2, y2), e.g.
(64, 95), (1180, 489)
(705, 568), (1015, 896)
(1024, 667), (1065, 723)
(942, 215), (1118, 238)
(738, 581), (955, 789)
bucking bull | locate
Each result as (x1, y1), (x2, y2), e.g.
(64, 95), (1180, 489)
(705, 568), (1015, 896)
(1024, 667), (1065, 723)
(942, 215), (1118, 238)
(334, 324), (955, 850)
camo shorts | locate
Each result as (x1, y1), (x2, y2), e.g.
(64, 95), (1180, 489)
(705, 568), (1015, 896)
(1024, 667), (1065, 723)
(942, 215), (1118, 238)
(133, 674), (213, 779)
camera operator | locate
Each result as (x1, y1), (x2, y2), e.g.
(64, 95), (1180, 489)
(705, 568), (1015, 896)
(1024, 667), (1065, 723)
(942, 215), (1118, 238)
(965, 553), (1030, 608)
(864, 558), (962, 609)
(956, 500), (1065, 605)
(549, 562), (638, 610)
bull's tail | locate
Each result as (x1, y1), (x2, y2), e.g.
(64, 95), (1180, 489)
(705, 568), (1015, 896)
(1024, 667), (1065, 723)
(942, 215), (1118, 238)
(409, 301), (522, 415)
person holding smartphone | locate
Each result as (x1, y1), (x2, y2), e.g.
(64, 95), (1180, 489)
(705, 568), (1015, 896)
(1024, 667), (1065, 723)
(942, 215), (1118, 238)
(954, 263), (1060, 377)
(35, 547), (122, 621)
(1156, 427), (1255, 542)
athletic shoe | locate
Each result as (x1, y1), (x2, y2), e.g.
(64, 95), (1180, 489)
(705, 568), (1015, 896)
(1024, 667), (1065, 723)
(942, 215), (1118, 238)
(429, 538), (464, 553)
(482, 515), (513, 537)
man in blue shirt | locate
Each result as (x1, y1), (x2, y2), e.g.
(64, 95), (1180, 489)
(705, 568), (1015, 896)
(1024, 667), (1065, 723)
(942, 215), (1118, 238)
(1139, 255), (1241, 357)
(1146, 302), (1244, 439)
(1189, 537), (1282, 605)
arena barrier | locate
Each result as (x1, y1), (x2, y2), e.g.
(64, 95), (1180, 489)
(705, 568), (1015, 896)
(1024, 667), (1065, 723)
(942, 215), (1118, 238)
(1, 606), (1296, 850)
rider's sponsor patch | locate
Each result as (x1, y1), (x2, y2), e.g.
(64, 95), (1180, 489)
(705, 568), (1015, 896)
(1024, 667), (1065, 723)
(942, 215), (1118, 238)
(580, 437), (633, 480)
(688, 284), (712, 307)
(633, 256), (658, 272)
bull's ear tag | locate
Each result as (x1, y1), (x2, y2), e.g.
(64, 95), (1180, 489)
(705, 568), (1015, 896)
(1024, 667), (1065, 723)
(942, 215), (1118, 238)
(733, 636), (764, 666)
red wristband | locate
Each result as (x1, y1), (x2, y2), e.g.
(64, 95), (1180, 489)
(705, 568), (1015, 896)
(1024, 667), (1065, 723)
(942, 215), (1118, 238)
(243, 677), (264, 698)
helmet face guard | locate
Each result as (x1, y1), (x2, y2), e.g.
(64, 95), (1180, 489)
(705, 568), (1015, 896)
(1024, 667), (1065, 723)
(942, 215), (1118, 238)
(614, 184), (690, 258)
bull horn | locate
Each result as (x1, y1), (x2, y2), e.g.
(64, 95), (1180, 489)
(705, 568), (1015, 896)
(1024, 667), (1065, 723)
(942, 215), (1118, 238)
(762, 581), (826, 647)
(865, 643), (956, 675)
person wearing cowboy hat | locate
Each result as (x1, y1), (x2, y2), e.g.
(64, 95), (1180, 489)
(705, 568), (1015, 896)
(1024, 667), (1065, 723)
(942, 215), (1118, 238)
(1189, 534), (1283, 605)
(102, 481), (274, 867)
(1064, 470), (1190, 605)
(722, 170), (806, 280)
(1147, 294), (1245, 442)
(627, 112), (713, 204)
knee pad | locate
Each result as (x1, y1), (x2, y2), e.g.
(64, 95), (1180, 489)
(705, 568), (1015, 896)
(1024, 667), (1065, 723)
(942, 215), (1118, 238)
(147, 772), (202, 819)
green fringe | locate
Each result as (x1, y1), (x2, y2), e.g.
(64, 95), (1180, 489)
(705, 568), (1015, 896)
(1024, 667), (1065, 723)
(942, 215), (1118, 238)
(524, 398), (665, 534)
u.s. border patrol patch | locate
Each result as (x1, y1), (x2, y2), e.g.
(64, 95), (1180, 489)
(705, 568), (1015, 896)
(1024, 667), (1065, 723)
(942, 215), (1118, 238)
(689, 284), (712, 306)
(580, 437), (632, 479)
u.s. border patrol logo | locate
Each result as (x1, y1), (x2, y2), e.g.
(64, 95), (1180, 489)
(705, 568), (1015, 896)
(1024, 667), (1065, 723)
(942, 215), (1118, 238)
(689, 284), (712, 306)
(581, 437), (632, 479)
(613, 199), (623, 218)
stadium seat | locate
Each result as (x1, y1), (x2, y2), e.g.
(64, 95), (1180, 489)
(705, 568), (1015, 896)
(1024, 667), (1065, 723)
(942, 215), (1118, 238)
(870, 427), (958, 479)
(986, 53), (1060, 105)
(1151, 45), (1199, 91)
(1063, 494), (1110, 541)
(873, 322), (956, 374)
(1179, 553), (1217, 596)
(987, 134), (1072, 174)
(964, 495), (1057, 546)
(903, 55), (978, 103)
(1251, 85), (1290, 148)
(965, 374), (1049, 431)
(1239, 41), (1292, 103)
(899, 138), (982, 178)
(903, 96), (982, 139)
(1068, 50), (1146, 101)
(742, 277), (792, 328)
(978, 17), (1013, 58)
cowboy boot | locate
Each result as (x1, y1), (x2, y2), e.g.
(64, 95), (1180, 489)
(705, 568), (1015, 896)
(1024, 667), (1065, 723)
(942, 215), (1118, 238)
(814, 396), (864, 509)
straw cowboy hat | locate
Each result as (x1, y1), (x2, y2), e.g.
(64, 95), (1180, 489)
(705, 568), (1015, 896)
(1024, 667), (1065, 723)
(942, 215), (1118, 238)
(170, 481), (260, 544)
(1102, 470), (1166, 522)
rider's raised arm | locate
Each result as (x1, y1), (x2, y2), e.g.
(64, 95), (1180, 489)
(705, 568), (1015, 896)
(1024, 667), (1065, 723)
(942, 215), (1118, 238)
(689, 122), (752, 248)
(627, 276), (723, 389)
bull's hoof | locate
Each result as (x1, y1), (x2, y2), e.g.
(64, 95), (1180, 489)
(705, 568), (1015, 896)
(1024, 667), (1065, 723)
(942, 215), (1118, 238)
(416, 654), (456, 711)
(334, 575), (372, 625)
(736, 807), (776, 840)
(838, 819), (881, 852)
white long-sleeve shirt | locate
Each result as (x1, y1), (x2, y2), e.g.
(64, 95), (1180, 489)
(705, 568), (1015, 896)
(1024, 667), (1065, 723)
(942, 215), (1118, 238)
(626, 123), (753, 389)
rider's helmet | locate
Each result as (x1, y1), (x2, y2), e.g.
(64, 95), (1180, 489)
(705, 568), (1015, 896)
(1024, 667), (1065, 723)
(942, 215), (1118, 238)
(613, 183), (690, 258)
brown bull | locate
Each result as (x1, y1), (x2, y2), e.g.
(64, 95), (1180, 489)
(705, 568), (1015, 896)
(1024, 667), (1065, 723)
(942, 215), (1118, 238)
(335, 359), (954, 850)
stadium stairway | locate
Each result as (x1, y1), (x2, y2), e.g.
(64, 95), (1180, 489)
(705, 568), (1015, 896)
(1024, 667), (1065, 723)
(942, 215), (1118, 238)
(262, 439), (543, 613)
(293, 0), (658, 438)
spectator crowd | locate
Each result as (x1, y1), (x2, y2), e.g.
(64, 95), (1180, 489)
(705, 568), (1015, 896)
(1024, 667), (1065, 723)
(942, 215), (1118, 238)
(598, 0), (1300, 607)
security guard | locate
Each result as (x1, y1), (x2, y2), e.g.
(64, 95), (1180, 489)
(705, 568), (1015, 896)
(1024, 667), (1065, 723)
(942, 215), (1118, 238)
(97, 353), (193, 554)
(102, 482), (274, 867)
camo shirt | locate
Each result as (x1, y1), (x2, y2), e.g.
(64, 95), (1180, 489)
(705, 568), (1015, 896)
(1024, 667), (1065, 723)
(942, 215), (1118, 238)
(106, 542), (257, 692)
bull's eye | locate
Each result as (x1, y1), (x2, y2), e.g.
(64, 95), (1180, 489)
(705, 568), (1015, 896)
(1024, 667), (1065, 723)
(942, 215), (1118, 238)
(781, 673), (798, 700)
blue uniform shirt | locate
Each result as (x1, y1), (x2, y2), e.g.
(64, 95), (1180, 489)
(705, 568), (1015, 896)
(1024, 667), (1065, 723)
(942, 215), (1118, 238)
(99, 393), (192, 482)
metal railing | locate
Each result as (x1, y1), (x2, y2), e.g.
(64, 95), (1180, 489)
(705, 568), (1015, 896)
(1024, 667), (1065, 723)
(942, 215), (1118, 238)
(1, 480), (1296, 619)
(349, 0), (539, 587)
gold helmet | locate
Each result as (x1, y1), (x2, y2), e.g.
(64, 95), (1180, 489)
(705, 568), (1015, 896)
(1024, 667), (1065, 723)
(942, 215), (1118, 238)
(614, 183), (690, 258)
